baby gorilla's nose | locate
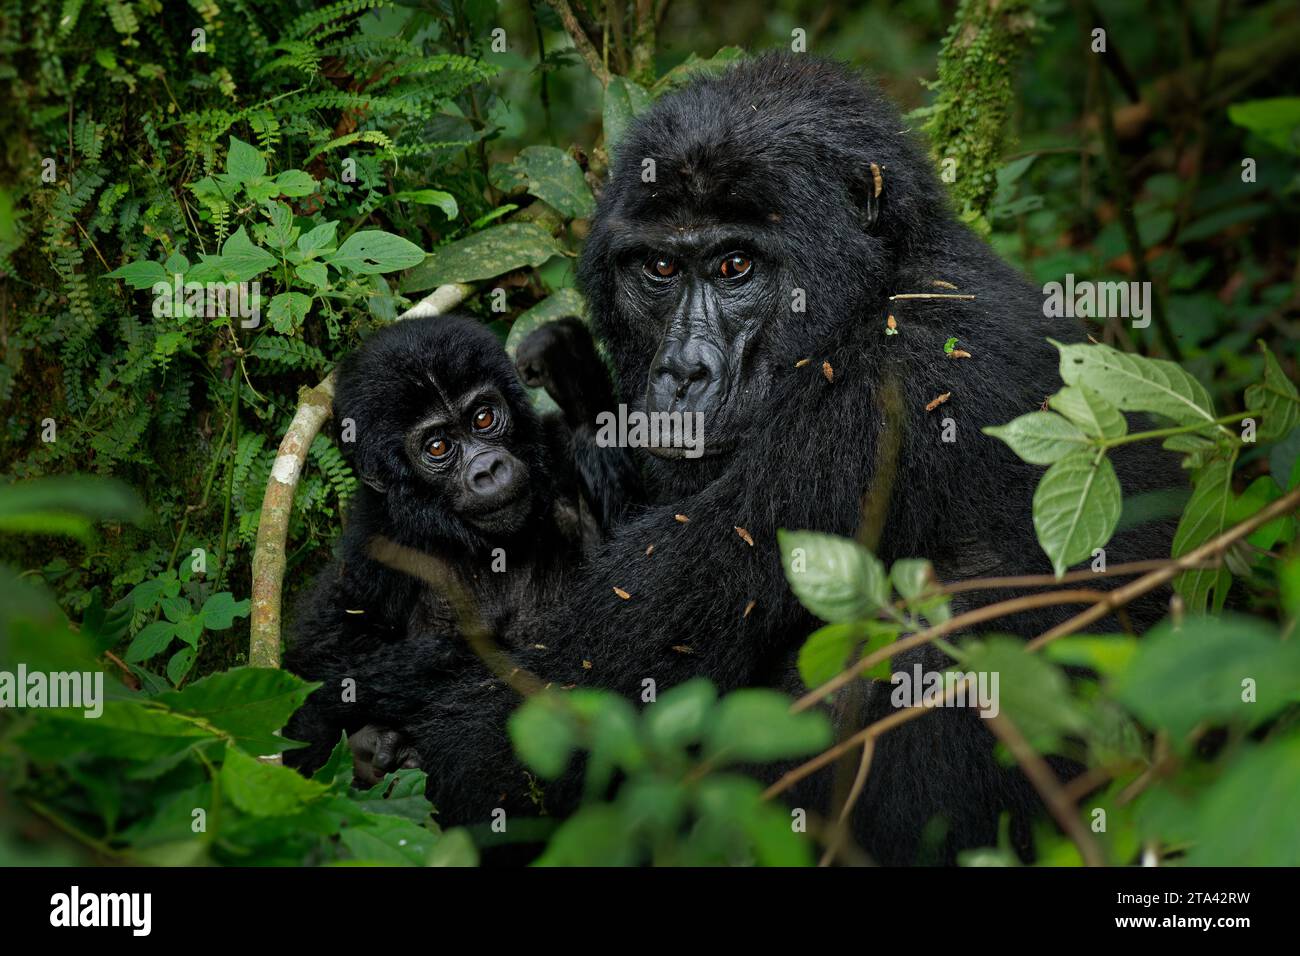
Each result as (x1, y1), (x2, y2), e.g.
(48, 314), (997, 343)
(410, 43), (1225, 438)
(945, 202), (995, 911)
(466, 449), (516, 497)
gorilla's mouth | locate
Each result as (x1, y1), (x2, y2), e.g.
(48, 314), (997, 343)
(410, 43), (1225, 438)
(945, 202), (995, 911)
(464, 488), (533, 533)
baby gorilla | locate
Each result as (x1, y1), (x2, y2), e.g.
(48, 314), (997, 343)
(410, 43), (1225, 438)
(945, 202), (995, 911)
(283, 313), (635, 782)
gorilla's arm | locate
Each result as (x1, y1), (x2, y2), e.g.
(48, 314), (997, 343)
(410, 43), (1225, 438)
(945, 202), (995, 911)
(516, 317), (644, 531)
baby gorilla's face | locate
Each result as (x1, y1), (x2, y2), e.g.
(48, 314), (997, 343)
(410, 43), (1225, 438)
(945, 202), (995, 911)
(402, 385), (534, 537)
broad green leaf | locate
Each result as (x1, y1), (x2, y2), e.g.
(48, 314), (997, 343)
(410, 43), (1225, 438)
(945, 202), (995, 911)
(219, 226), (276, 282)
(392, 189), (458, 219)
(220, 746), (326, 816)
(508, 692), (577, 778)
(1115, 615), (1300, 741)
(0, 476), (144, 541)
(326, 230), (426, 275)
(1042, 634), (1139, 678)
(890, 558), (934, 600)
(1227, 97), (1300, 153)
(125, 620), (176, 663)
(106, 259), (168, 290)
(340, 813), (437, 865)
(602, 75), (653, 155)
(960, 637), (1088, 752)
(267, 291), (312, 333)
(1244, 340), (1299, 441)
(274, 169), (317, 197)
(778, 529), (888, 623)
(510, 146), (596, 219)
(1032, 451), (1122, 577)
(797, 620), (898, 689)
(353, 768), (434, 823)
(984, 411), (1092, 464)
(1172, 458), (1237, 613)
(703, 689), (831, 765)
(154, 667), (313, 753)
(18, 700), (214, 762)
(296, 221), (338, 257)
(1054, 340), (1216, 427)
(401, 222), (562, 292)
(1186, 735), (1300, 865)
(166, 646), (196, 685)
(644, 677), (715, 751)
(534, 805), (638, 867)
(427, 828), (479, 867)
(226, 136), (266, 182)
(1048, 385), (1127, 439)
(295, 261), (328, 288)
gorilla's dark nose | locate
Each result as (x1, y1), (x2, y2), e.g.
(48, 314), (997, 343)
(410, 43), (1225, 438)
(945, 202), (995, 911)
(465, 449), (516, 498)
(649, 336), (724, 412)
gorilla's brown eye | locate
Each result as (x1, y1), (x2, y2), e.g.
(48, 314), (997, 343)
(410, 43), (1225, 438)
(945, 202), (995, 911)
(719, 254), (752, 279)
(472, 407), (495, 430)
(427, 438), (451, 458)
(644, 255), (678, 279)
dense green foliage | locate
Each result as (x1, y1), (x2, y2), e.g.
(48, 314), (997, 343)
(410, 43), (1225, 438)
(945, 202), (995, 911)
(1, 0), (1297, 865)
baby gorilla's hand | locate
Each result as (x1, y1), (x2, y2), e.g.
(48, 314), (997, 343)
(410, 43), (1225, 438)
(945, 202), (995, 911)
(515, 317), (612, 428)
(348, 724), (420, 787)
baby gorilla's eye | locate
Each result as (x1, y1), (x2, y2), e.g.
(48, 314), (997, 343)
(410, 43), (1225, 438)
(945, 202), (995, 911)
(472, 407), (495, 430)
(718, 254), (752, 279)
(644, 255), (678, 280)
(427, 437), (451, 458)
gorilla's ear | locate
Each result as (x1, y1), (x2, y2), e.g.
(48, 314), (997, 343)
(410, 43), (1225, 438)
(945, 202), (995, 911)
(850, 162), (885, 231)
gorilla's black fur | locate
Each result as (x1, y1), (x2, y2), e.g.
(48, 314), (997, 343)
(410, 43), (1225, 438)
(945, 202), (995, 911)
(283, 314), (625, 776)
(295, 55), (1179, 862)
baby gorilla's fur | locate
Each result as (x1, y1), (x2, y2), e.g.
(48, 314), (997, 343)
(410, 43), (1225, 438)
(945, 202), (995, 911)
(283, 313), (629, 780)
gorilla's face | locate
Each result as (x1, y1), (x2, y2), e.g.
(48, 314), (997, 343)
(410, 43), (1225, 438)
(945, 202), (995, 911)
(402, 386), (534, 536)
(619, 226), (783, 458)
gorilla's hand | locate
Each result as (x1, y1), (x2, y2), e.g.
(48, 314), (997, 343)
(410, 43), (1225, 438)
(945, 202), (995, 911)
(348, 724), (420, 787)
(515, 317), (614, 429)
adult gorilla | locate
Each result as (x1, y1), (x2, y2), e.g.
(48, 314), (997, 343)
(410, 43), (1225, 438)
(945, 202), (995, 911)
(378, 54), (1174, 864)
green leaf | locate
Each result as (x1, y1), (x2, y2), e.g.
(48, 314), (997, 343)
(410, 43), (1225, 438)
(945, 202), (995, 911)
(778, 529), (888, 623)
(155, 667), (314, 753)
(273, 169), (317, 197)
(1054, 340), (1216, 427)
(295, 261), (328, 288)
(392, 189), (458, 219)
(166, 646), (196, 685)
(1042, 635), (1139, 678)
(984, 411), (1092, 465)
(960, 637), (1088, 752)
(797, 620), (897, 688)
(225, 136), (267, 182)
(1227, 97), (1300, 153)
(508, 693), (577, 778)
(326, 230), (426, 275)
(18, 701), (214, 762)
(703, 689), (832, 765)
(0, 476), (144, 541)
(510, 146), (596, 219)
(1244, 340), (1300, 442)
(106, 259), (169, 290)
(1172, 459), (1236, 613)
(504, 288), (589, 414)
(602, 75), (653, 156)
(427, 828), (480, 867)
(1115, 615), (1300, 741)
(296, 220), (339, 257)
(1186, 735), (1300, 865)
(340, 813), (437, 865)
(353, 768), (434, 823)
(124, 620), (176, 663)
(219, 226), (277, 282)
(267, 291), (312, 333)
(1048, 385), (1128, 439)
(221, 746), (326, 816)
(1032, 451), (1122, 577)
(644, 677), (716, 752)
(400, 222), (562, 292)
